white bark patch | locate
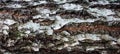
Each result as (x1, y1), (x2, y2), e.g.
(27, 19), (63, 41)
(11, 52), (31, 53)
(117, 38), (120, 45)
(100, 34), (116, 41)
(51, 16), (96, 30)
(88, 8), (115, 17)
(46, 28), (53, 35)
(33, 15), (42, 19)
(75, 34), (101, 41)
(61, 31), (70, 36)
(54, 0), (76, 4)
(61, 3), (83, 11)
(2, 25), (9, 30)
(3, 30), (8, 35)
(106, 16), (120, 21)
(62, 37), (69, 41)
(110, 41), (117, 45)
(30, 1), (47, 6)
(54, 0), (67, 4)
(38, 9), (51, 14)
(25, 30), (31, 34)
(36, 8), (59, 14)
(32, 43), (39, 51)
(86, 46), (104, 51)
(4, 19), (16, 26)
(7, 4), (23, 8)
(18, 21), (40, 32)
(70, 41), (79, 46)
(90, 0), (109, 5)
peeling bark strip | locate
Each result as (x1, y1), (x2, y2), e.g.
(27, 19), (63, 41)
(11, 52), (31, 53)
(0, 0), (120, 54)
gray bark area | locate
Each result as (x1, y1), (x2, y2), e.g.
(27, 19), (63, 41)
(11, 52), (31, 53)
(0, 0), (120, 54)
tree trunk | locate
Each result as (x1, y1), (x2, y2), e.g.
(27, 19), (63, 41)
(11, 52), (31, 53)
(0, 0), (120, 54)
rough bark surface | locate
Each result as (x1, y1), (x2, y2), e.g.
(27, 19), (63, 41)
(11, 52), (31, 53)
(0, 0), (120, 54)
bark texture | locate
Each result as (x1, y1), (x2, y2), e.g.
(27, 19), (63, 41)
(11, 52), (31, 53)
(0, 0), (120, 54)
